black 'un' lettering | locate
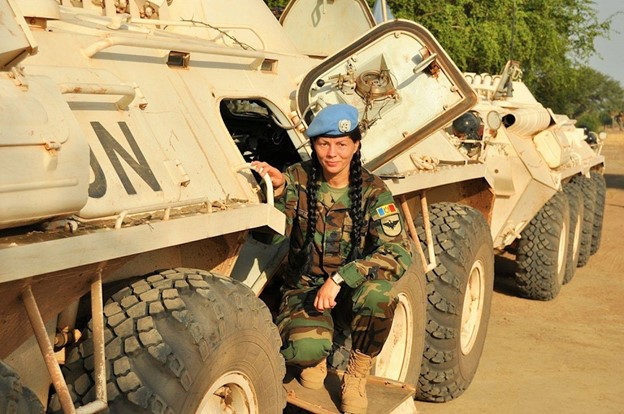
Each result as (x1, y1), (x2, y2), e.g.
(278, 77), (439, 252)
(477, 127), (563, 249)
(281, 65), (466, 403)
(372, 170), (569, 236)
(90, 121), (162, 196)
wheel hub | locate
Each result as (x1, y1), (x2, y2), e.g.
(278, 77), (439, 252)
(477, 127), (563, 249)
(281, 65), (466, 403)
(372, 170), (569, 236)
(375, 292), (413, 381)
(197, 372), (257, 414)
(557, 219), (567, 283)
(461, 260), (485, 355)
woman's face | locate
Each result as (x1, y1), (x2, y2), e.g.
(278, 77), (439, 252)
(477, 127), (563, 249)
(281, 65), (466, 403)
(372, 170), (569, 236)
(313, 136), (360, 182)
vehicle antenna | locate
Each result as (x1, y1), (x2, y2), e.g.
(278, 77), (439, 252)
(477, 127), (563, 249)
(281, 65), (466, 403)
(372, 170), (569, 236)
(507, 0), (517, 97)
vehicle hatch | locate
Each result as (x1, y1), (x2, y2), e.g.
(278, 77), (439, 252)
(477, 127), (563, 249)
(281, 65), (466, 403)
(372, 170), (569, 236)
(296, 20), (478, 171)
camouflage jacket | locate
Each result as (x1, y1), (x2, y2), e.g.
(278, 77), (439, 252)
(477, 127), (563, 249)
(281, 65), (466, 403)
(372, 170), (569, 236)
(274, 161), (413, 288)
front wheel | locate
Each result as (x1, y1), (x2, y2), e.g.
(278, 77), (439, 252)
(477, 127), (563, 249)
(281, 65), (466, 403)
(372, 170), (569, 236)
(415, 203), (494, 402)
(51, 269), (285, 414)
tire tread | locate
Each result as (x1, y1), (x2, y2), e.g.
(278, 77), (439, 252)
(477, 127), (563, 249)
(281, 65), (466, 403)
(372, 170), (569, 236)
(49, 270), (285, 414)
(415, 203), (494, 402)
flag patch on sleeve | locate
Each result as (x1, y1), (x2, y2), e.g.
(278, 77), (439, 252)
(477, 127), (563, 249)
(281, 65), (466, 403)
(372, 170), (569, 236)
(373, 203), (398, 220)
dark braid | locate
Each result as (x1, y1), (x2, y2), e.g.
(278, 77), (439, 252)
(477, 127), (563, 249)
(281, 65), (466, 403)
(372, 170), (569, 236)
(305, 151), (321, 250)
(348, 148), (364, 262)
(286, 149), (320, 277)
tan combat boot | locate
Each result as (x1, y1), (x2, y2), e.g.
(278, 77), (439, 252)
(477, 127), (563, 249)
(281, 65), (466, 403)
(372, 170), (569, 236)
(341, 350), (372, 414)
(299, 358), (327, 389)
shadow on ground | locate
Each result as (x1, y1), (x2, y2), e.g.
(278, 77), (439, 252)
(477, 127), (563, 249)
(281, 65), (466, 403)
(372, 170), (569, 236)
(604, 173), (624, 190)
(493, 254), (524, 298)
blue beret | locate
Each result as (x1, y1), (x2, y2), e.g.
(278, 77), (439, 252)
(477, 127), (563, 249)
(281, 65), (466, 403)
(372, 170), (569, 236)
(306, 104), (359, 138)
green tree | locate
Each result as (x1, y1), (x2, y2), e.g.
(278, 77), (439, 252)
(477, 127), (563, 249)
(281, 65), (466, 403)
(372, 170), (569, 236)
(265, 0), (288, 12)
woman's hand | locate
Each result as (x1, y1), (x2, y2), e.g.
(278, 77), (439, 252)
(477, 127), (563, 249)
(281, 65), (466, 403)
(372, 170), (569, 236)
(314, 278), (341, 312)
(250, 161), (286, 193)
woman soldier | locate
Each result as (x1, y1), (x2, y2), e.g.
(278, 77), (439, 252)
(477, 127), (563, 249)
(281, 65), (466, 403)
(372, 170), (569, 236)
(252, 103), (413, 413)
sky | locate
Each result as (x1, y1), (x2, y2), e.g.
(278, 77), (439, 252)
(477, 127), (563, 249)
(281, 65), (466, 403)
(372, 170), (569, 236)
(588, 0), (624, 87)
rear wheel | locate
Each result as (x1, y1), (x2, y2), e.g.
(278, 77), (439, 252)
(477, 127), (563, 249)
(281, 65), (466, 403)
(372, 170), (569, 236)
(590, 171), (606, 255)
(571, 174), (596, 267)
(50, 269), (285, 414)
(562, 182), (584, 284)
(515, 191), (569, 300)
(415, 203), (494, 402)
(0, 360), (43, 414)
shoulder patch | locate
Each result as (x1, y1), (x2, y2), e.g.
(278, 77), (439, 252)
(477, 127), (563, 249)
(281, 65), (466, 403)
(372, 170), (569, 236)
(380, 215), (402, 237)
(372, 203), (398, 221)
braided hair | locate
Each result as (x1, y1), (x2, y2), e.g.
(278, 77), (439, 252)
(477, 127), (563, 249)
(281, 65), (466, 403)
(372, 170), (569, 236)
(301, 128), (364, 271)
(347, 144), (364, 262)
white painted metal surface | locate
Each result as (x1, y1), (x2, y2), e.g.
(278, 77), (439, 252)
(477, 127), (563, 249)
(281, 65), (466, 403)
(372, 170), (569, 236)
(0, 73), (90, 229)
(280, 0), (375, 57)
(0, 203), (285, 283)
(0, 0), (37, 69)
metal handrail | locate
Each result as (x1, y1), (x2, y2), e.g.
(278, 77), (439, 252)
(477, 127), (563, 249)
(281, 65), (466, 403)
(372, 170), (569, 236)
(22, 273), (108, 414)
(234, 163), (275, 205)
(59, 82), (137, 110)
(82, 36), (265, 69)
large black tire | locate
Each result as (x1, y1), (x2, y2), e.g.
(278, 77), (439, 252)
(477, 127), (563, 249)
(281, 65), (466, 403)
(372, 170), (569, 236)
(590, 171), (606, 255)
(50, 269), (285, 414)
(571, 174), (596, 267)
(515, 191), (569, 300)
(0, 361), (44, 414)
(562, 182), (584, 284)
(328, 259), (426, 390)
(414, 203), (494, 402)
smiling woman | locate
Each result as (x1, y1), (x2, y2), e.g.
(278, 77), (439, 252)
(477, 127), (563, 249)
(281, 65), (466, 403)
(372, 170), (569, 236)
(252, 103), (414, 413)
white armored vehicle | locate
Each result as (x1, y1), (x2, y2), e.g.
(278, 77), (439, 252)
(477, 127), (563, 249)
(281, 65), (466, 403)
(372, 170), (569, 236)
(0, 0), (605, 412)
(0, 0), (484, 412)
(459, 60), (606, 298)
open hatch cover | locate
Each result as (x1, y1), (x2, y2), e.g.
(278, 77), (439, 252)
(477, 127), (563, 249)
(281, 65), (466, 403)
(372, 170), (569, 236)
(296, 20), (478, 172)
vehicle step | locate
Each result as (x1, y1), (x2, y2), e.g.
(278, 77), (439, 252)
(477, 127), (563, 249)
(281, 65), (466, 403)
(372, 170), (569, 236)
(283, 367), (418, 413)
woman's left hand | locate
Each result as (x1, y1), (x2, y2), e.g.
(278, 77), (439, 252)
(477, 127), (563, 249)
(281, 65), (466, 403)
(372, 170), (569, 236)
(314, 278), (341, 312)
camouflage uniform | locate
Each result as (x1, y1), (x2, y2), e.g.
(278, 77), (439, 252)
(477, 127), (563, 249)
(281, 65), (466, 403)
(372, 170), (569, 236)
(273, 161), (413, 366)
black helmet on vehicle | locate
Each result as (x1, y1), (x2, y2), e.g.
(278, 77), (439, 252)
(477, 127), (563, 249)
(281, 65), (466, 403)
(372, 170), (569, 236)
(452, 112), (482, 140)
(585, 131), (598, 146)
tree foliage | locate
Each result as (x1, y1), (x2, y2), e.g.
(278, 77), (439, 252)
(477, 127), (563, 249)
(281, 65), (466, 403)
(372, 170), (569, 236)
(264, 0), (622, 125)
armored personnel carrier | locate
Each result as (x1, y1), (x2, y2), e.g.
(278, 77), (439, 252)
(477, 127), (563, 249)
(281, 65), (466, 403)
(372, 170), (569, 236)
(0, 0), (605, 413)
(461, 60), (606, 299)
(0, 0), (492, 412)
(380, 61), (606, 401)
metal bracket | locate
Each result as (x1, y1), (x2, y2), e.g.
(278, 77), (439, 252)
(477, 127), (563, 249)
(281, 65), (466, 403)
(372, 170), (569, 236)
(419, 192), (437, 272)
(399, 193), (437, 274)
(22, 273), (108, 414)
(58, 82), (139, 110)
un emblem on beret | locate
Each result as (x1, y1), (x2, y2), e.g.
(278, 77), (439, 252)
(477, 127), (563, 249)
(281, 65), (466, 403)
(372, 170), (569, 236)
(338, 119), (352, 133)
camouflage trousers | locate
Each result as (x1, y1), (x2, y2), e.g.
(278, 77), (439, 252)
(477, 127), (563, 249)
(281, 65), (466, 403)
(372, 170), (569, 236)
(276, 277), (398, 367)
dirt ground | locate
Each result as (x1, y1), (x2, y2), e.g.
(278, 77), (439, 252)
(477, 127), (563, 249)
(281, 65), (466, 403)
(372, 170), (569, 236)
(416, 130), (624, 414)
